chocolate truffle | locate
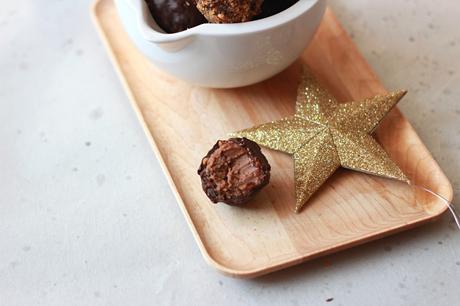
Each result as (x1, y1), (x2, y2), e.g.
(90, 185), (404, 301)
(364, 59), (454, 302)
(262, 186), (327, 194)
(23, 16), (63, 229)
(145, 0), (207, 33)
(195, 0), (264, 23)
(256, 0), (298, 20)
(198, 138), (271, 205)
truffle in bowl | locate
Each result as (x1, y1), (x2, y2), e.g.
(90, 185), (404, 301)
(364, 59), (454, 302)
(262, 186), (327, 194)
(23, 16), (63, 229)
(114, 0), (327, 88)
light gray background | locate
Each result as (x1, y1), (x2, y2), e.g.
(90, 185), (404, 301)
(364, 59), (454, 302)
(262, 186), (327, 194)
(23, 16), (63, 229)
(1, 0), (459, 305)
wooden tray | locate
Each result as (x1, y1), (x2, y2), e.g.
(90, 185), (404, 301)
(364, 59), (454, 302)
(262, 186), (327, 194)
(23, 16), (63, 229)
(91, 0), (453, 278)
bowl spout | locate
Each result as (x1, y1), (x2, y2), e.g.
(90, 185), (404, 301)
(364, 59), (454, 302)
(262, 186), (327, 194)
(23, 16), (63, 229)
(124, 0), (196, 51)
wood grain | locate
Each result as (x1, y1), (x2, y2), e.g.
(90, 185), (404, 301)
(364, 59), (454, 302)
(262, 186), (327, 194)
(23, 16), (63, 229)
(91, 0), (453, 278)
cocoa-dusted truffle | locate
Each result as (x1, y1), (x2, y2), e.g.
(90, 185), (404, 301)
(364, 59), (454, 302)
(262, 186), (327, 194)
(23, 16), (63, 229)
(195, 0), (264, 23)
(145, 0), (207, 33)
(198, 138), (270, 206)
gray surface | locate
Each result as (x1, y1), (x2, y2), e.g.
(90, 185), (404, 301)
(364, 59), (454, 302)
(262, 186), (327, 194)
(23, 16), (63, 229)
(1, 0), (459, 305)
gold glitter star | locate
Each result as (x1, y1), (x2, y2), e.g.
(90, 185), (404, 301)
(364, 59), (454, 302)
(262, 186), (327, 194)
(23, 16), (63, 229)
(232, 68), (408, 213)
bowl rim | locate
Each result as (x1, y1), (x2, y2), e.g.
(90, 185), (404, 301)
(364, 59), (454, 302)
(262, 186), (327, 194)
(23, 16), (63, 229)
(126, 0), (322, 43)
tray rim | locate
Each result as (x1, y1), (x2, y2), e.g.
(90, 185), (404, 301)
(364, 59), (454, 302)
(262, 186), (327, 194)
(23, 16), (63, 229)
(90, 0), (453, 278)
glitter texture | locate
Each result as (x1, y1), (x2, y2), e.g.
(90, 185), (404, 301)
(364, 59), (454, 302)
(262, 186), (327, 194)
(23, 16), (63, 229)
(232, 67), (408, 213)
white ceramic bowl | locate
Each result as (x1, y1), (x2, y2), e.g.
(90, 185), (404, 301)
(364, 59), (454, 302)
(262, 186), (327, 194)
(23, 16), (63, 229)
(115, 0), (327, 88)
